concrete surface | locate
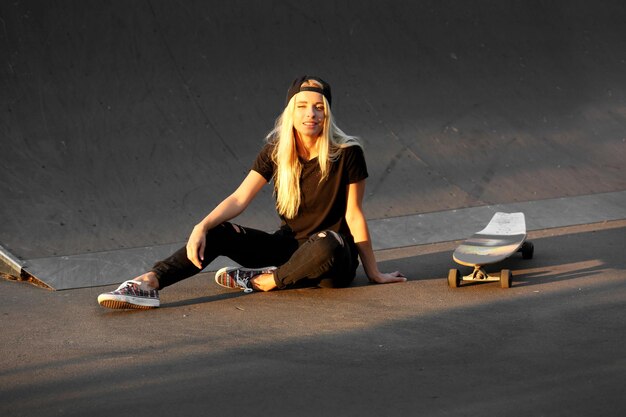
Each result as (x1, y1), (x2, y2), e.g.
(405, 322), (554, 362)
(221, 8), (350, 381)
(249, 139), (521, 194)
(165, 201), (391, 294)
(1, 1), (625, 416)
(1, 0), (625, 288)
(1, 221), (625, 416)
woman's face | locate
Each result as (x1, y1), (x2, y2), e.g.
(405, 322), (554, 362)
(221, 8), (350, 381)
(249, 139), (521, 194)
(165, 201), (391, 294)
(292, 91), (326, 140)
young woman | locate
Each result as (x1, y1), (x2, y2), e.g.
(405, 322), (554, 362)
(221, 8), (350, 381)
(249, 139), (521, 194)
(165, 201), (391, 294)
(98, 76), (406, 309)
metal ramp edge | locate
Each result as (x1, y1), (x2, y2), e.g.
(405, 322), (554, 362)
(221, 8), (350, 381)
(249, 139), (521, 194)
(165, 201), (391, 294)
(3, 190), (626, 291)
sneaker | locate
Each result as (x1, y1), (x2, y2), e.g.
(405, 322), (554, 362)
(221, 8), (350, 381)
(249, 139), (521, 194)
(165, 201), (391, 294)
(215, 266), (277, 293)
(97, 280), (160, 309)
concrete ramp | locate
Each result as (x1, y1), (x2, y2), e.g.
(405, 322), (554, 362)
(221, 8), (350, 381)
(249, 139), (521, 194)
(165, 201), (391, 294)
(1, 1), (625, 289)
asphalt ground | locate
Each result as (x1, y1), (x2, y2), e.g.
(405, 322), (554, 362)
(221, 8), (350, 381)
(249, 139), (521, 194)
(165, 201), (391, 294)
(1, 220), (625, 416)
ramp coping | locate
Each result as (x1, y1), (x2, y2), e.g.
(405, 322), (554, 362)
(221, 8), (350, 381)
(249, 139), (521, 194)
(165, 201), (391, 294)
(0, 244), (24, 274)
(5, 190), (626, 290)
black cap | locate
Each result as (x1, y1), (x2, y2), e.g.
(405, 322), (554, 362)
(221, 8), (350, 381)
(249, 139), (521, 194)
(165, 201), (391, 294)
(285, 75), (332, 107)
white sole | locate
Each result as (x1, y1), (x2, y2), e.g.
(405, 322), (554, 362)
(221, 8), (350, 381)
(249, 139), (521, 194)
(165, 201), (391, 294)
(97, 293), (160, 309)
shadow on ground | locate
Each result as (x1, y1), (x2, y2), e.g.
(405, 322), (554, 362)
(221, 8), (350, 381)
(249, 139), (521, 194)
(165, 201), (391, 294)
(1, 225), (624, 416)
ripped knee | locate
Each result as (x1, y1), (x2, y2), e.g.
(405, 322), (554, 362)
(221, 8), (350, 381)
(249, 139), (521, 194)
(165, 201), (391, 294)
(316, 230), (344, 247)
(229, 223), (246, 234)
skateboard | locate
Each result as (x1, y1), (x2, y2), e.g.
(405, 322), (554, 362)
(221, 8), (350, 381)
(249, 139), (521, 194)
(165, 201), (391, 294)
(448, 212), (534, 288)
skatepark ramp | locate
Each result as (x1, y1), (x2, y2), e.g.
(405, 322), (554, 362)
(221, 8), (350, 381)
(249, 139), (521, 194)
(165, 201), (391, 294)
(1, 1), (625, 289)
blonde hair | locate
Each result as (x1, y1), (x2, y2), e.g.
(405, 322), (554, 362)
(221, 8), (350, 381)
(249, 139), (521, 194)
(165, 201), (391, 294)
(266, 83), (361, 219)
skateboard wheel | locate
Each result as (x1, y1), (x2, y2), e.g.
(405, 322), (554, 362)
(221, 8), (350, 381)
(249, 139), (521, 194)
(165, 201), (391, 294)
(448, 269), (461, 288)
(521, 241), (534, 259)
(500, 269), (512, 288)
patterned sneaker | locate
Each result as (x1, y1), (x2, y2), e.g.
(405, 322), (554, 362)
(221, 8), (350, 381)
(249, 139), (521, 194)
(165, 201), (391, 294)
(215, 266), (277, 293)
(97, 280), (160, 309)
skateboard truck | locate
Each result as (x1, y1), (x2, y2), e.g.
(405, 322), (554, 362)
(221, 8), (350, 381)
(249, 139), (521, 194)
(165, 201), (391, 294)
(449, 266), (512, 288)
(468, 265), (491, 281)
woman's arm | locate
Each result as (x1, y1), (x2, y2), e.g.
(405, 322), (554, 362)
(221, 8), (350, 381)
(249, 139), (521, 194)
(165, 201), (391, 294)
(186, 170), (268, 268)
(345, 180), (407, 284)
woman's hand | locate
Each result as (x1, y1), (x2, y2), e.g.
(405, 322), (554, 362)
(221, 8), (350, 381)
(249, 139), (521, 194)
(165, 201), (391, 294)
(186, 224), (207, 269)
(184, 171), (267, 270)
(368, 271), (407, 284)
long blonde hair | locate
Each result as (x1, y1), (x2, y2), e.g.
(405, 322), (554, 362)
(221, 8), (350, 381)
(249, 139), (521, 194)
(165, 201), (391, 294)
(266, 84), (361, 219)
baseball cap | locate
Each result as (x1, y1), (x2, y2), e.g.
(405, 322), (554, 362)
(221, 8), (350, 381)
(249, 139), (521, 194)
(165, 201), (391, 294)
(285, 75), (332, 107)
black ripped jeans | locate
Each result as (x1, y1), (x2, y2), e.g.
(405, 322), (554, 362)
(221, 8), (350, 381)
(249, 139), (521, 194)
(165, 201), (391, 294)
(151, 222), (359, 290)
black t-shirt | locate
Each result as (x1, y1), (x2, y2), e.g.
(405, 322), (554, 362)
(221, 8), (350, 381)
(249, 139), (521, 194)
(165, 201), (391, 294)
(251, 142), (369, 242)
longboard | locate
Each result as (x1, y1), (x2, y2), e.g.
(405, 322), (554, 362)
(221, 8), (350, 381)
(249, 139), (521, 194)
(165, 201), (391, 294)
(449, 212), (534, 288)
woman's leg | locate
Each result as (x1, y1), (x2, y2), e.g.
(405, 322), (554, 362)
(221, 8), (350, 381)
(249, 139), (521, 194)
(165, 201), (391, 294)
(152, 222), (298, 289)
(98, 222), (297, 309)
(271, 230), (359, 290)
